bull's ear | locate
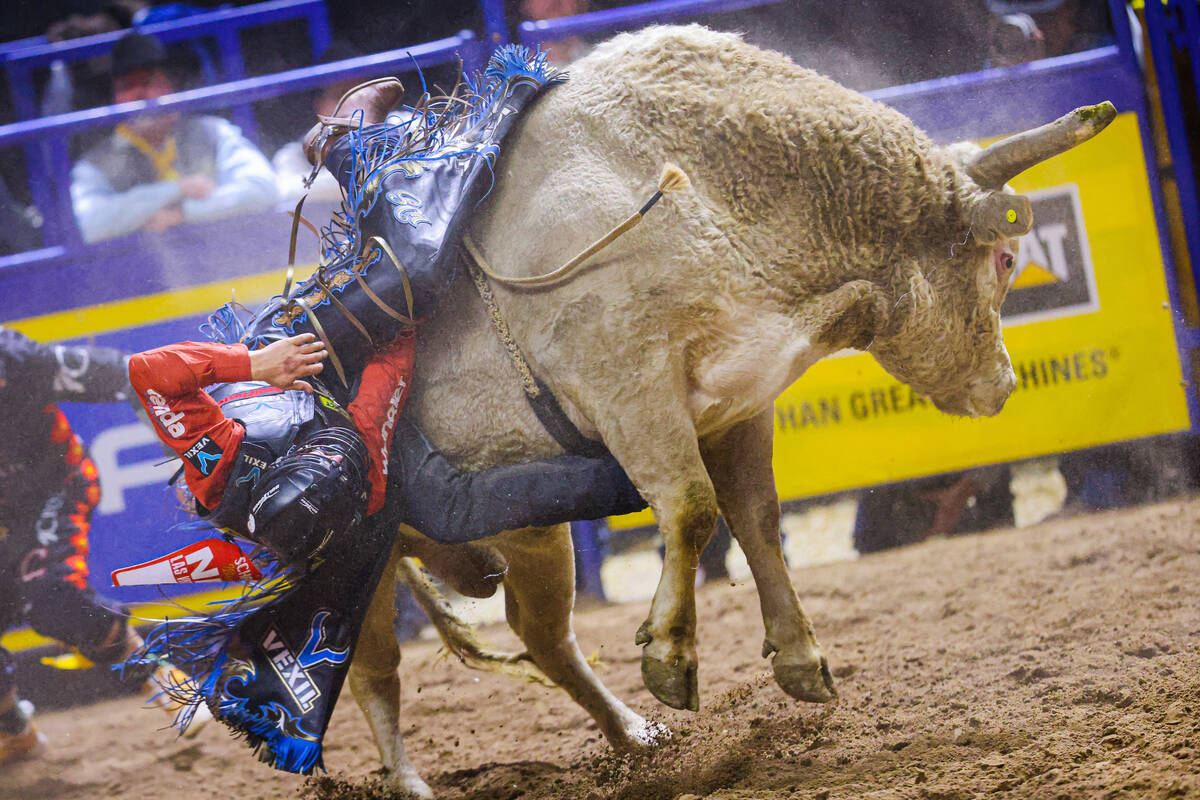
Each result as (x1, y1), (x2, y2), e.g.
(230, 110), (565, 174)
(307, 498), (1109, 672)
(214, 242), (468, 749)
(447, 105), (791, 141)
(970, 192), (1032, 245)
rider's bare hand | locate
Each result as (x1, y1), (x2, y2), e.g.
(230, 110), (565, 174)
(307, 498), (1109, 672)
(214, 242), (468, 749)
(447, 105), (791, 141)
(179, 174), (216, 199)
(248, 333), (326, 392)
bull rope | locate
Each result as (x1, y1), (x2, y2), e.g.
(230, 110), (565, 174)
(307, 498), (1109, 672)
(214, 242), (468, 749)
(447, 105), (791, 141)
(461, 246), (608, 458)
(462, 161), (690, 290)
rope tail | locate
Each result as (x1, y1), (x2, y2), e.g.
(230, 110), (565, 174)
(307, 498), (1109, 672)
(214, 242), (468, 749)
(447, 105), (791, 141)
(395, 556), (552, 687)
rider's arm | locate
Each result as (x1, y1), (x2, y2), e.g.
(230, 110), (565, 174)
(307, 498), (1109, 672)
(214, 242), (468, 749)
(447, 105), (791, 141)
(128, 341), (252, 509)
(129, 341), (250, 396)
(181, 118), (278, 224)
(70, 159), (183, 243)
(127, 336), (326, 510)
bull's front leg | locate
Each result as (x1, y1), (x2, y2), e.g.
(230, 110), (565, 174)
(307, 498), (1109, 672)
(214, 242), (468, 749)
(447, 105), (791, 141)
(700, 410), (835, 703)
(605, 424), (718, 711)
(639, 469), (716, 711)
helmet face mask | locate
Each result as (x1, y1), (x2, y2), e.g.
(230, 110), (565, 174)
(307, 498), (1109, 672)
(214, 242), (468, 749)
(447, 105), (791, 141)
(246, 425), (369, 568)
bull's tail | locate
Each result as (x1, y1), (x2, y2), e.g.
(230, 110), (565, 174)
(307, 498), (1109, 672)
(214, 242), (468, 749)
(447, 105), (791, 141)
(396, 556), (553, 686)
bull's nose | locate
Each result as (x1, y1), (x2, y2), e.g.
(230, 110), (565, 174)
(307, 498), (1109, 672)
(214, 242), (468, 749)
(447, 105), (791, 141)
(981, 379), (1015, 416)
(995, 368), (1017, 409)
(965, 370), (1015, 417)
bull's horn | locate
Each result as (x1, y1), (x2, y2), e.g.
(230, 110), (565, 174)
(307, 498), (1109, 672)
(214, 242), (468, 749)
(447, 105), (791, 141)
(966, 101), (1116, 188)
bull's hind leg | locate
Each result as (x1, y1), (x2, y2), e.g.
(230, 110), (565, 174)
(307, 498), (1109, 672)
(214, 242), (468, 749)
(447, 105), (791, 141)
(348, 548), (434, 800)
(495, 524), (664, 751)
(700, 410), (835, 703)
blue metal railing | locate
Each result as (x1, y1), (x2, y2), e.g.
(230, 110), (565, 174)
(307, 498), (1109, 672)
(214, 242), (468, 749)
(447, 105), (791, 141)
(0, 30), (482, 252)
(1141, 0), (1200, 312)
(0, 35), (47, 59)
(3, 0), (332, 125)
(517, 0), (783, 49)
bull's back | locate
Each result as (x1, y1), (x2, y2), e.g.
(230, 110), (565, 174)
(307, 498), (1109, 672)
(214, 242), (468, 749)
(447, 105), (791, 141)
(421, 26), (795, 460)
(409, 25), (931, 467)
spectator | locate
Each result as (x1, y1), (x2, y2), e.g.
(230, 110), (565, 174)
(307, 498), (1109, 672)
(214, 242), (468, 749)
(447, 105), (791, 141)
(988, 12), (1046, 67)
(520, 0), (589, 64)
(985, 0), (1118, 61)
(69, 32), (277, 244)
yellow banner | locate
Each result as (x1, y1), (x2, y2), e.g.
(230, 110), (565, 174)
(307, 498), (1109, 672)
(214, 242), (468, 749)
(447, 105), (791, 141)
(614, 112), (1189, 528)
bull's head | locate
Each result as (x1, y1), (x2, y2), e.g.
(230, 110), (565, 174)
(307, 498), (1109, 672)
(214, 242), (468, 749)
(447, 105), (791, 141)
(870, 102), (1115, 418)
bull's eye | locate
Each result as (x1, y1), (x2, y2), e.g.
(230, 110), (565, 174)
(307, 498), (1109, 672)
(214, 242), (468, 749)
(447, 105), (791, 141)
(1002, 253), (1014, 271)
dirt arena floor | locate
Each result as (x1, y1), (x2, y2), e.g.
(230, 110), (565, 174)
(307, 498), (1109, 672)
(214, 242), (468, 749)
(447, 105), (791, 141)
(4, 497), (1199, 800)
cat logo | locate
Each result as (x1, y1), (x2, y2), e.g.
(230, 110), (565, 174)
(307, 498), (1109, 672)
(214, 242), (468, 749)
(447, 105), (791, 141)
(1003, 184), (1099, 324)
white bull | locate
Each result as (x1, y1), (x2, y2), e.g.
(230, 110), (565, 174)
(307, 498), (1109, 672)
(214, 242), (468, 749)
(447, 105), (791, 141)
(344, 24), (1115, 797)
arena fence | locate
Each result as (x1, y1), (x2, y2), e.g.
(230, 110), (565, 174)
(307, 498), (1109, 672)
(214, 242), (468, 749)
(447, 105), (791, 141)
(0, 30), (482, 254)
(1142, 0), (1200, 344)
(1, 0), (334, 250)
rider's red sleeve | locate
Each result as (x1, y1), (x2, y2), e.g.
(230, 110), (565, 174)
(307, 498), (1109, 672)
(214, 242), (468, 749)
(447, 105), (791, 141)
(347, 333), (415, 515)
(128, 342), (252, 510)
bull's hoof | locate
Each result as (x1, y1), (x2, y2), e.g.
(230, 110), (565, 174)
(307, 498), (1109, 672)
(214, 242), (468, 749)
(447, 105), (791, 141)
(382, 767), (434, 800)
(641, 652), (700, 711)
(773, 654), (837, 704)
(612, 719), (672, 754)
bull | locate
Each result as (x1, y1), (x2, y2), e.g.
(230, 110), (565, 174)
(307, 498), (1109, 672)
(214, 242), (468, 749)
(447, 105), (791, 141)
(340, 24), (1115, 797)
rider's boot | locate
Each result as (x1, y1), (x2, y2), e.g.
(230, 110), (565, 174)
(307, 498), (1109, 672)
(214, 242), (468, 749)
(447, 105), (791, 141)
(301, 77), (404, 167)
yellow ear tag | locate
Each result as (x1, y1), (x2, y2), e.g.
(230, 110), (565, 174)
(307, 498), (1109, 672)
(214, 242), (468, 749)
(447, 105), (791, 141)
(1005, 208), (1018, 224)
(41, 651), (95, 670)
